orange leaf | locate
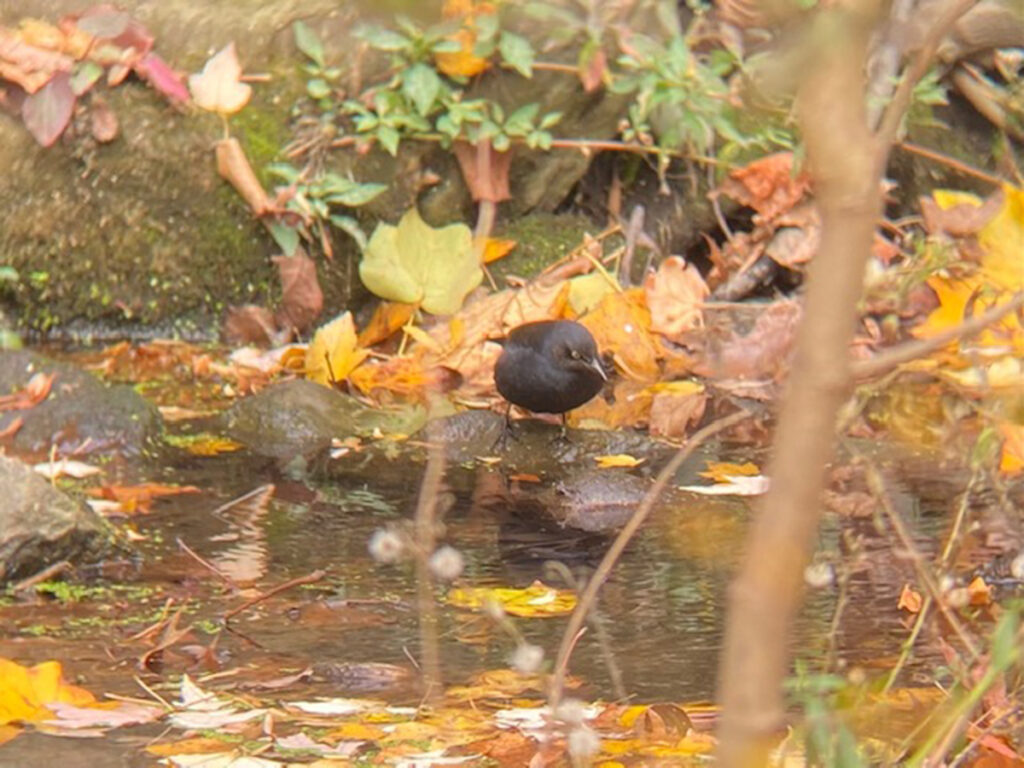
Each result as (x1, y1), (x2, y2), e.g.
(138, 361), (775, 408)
(358, 301), (418, 347)
(579, 288), (660, 381)
(480, 237), (517, 264)
(897, 584), (923, 614)
(0, 658), (96, 726)
(717, 152), (812, 220)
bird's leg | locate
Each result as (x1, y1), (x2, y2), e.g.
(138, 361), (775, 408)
(492, 402), (517, 451)
(552, 413), (570, 444)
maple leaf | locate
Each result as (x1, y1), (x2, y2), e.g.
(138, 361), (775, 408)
(188, 42), (251, 114)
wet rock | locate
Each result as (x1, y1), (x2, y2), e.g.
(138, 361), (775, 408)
(551, 471), (652, 533)
(220, 378), (425, 460)
(0, 454), (118, 583)
(0, 350), (161, 456)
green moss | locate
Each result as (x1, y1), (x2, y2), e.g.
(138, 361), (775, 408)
(491, 212), (596, 281)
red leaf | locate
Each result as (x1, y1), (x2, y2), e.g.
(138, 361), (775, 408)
(21, 72), (75, 146)
(135, 52), (189, 104)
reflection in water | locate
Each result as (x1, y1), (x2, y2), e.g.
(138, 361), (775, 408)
(208, 484), (274, 585)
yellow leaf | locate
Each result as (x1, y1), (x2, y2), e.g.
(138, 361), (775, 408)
(403, 323), (444, 354)
(305, 311), (369, 386)
(568, 271), (619, 316)
(447, 581), (577, 617)
(188, 43), (252, 115)
(699, 461), (760, 482)
(594, 454), (645, 468)
(0, 658), (95, 725)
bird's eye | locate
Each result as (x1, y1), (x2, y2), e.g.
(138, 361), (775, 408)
(569, 349), (580, 359)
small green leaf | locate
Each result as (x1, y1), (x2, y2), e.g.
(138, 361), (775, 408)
(499, 31), (534, 78)
(329, 215), (369, 251)
(328, 182), (387, 207)
(539, 111), (562, 129)
(357, 26), (410, 52)
(268, 222), (300, 257)
(377, 124), (400, 155)
(69, 61), (103, 95)
(266, 163), (301, 183)
(293, 21), (325, 67)
(306, 78), (330, 99)
(402, 63), (442, 116)
(492, 132), (510, 152)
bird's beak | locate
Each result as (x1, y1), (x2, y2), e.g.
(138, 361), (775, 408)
(589, 357), (608, 381)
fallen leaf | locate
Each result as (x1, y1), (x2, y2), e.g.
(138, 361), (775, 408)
(360, 207), (482, 316)
(897, 584), (923, 614)
(579, 288), (661, 382)
(306, 312), (369, 386)
(274, 252), (323, 332)
(699, 460), (760, 482)
(648, 381), (707, 438)
(0, 658), (96, 725)
(967, 576), (991, 606)
(447, 581), (577, 617)
(717, 151), (812, 220)
(480, 237), (516, 264)
(188, 42), (251, 114)
(358, 301), (418, 347)
(644, 256), (709, 340)
(678, 474), (769, 496)
(594, 454), (645, 468)
(32, 459), (102, 479)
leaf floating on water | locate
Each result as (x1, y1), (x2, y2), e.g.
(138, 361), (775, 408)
(32, 459), (102, 480)
(678, 474), (769, 496)
(447, 581), (576, 617)
(594, 454), (645, 469)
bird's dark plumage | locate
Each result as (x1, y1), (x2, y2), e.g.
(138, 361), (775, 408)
(494, 320), (607, 415)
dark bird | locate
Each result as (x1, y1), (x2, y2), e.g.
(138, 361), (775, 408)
(494, 320), (607, 422)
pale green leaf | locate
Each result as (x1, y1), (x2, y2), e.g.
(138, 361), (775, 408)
(359, 208), (482, 315)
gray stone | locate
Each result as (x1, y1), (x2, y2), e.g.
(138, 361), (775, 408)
(0, 454), (117, 583)
(0, 350), (162, 456)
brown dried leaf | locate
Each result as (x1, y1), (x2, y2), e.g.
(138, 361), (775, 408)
(717, 151), (812, 220)
(274, 252), (323, 333)
(644, 256), (709, 340)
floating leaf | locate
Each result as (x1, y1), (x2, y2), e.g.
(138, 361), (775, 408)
(305, 312), (369, 386)
(447, 581), (576, 617)
(188, 43), (251, 114)
(594, 454), (645, 468)
(360, 207), (481, 315)
(0, 658), (96, 725)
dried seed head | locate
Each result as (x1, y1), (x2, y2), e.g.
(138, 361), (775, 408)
(429, 545), (465, 582)
(510, 642), (544, 675)
(368, 528), (404, 564)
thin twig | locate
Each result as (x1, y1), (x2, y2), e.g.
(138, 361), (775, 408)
(176, 537), (236, 588)
(548, 410), (750, 708)
(11, 560), (71, 593)
(223, 569), (326, 624)
(874, 0), (981, 157)
(863, 461), (980, 658)
(851, 292), (1024, 381)
(413, 413), (446, 706)
(897, 141), (1007, 187)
